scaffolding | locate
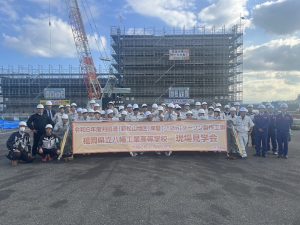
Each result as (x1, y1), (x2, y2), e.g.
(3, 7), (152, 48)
(110, 25), (243, 104)
(0, 65), (112, 113)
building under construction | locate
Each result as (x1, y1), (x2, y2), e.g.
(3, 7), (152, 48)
(111, 25), (243, 105)
(0, 66), (118, 113)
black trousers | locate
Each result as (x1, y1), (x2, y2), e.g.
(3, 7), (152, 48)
(32, 132), (43, 156)
(7, 150), (33, 162)
(39, 148), (59, 158)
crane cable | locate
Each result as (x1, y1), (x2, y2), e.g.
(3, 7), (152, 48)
(48, 0), (52, 50)
(80, 0), (110, 73)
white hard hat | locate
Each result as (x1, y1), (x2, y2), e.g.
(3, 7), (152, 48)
(90, 100), (96, 104)
(45, 124), (53, 129)
(168, 103), (175, 108)
(127, 104), (133, 108)
(184, 103), (190, 106)
(119, 105), (124, 110)
(62, 114), (69, 120)
(214, 108), (221, 112)
(230, 107), (237, 112)
(94, 103), (100, 107)
(19, 121), (27, 127)
(71, 103), (77, 107)
(77, 108), (82, 113)
(37, 104), (44, 109)
(121, 111), (128, 116)
(45, 101), (52, 106)
(94, 110), (101, 114)
(82, 109), (88, 114)
(186, 111), (193, 115)
(195, 102), (201, 106)
(88, 109), (94, 113)
(59, 105), (64, 109)
(280, 103), (288, 109)
(65, 104), (71, 107)
(247, 104), (253, 108)
(176, 105), (181, 109)
(142, 104), (147, 108)
(107, 109), (114, 114)
(199, 109), (205, 114)
(239, 107), (248, 112)
(100, 110), (106, 115)
(202, 102), (207, 105)
(161, 103), (166, 106)
(158, 106), (164, 111)
(216, 103), (222, 107)
(224, 105), (230, 109)
(208, 106), (214, 110)
(258, 104), (266, 109)
(145, 111), (152, 116)
(234, 102), (240, 106)
(152, 103), (158, 109)
(133, 104), (139, 109)
(108, 101), (114, 105)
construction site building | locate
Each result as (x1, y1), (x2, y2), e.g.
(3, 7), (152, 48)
(111, 25), (243, 105)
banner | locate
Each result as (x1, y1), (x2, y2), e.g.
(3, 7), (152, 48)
(72, 120), (227, 154)
(169, 49), (190, 60)
(40, 99), (70, 106)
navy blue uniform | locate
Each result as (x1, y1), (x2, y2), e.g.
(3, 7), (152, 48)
(267, 113), (277, 152)
(276, 113), (293, 157)
(254, 113), (270, 157)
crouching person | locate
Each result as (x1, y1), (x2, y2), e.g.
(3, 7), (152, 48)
(6, 121), (33, 166)
(38, 124), (60, 162)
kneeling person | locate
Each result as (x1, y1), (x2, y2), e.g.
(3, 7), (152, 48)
(6, 121), (33, 165)
(38, 124), (60, 162)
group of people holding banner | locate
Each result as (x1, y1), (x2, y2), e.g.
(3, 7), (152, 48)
(6, 99), (293, 165)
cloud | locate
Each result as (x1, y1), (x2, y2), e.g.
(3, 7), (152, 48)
(2, 15), (106, 58)
(252, 0), (300, 34)
(0, 0), (19, 21)
(198, 0), (250, 28)
(243, 71), (300, 103)
(126, 0), (197, 28)
(244, 37), (300, 71)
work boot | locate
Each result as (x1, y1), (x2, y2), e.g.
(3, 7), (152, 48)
(129, 152), (138, 157)
(164, 151), (172, 157)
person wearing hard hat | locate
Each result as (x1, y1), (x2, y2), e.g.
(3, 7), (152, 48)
(94, 103), (101, 111)
(246, 104), (256, 148)
(69, 103), (78, 122)
(276, 103), (293, 159)
(144, 111), (153, 122)
(128, 104), (142, 121)
(94, 110), (102, 121)
(197, 109), (207, 120)
(185, 111), (194, 120)
(54, 114), (70, 140)
(88, 109), (95, 120)
(53, 105), (65, 125)
(152, 106), (165, 122)
(107, 109), (119, 121)
(213, 108), (221, 120)
(207, 106), (215, 120)
(192, 102), (202, 119)
(266, 105), (277, 155)
(80, 109), (89, 121)
(118, 105), (125, 115)
(164, 103), (177, 121)
(224, 105), (231, 117)
(181, 103), (190, 119)
(253, 104), (269, 157)
(100, 110), (107, 121)
(38, 124), (60, 162)
(107, 101), (119, 117)
(141, 104), (148, 116)
(27, 104), (54, 156)
(175, 104), (183, 120)
(119, 110), (128, 122)
(76, 108), (83, 121)
(201, 102), (208, 115)
(65, 104), (71, 114)
(43, 101), (56, 122)
(6, 121), (33, 166)
(151, 104), (159, 116)
(234, 102), (241, 116)
(235, 107), (254, 159)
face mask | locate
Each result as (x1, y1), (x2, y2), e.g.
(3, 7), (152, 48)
(19, 127), (26, 132)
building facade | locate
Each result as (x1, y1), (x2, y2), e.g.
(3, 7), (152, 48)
(111, 26), (243, 105)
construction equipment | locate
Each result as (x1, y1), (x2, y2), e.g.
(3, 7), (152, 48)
(65, 0), (102, 100)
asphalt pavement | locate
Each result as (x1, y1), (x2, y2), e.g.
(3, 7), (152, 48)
(0, 130), (300, 225)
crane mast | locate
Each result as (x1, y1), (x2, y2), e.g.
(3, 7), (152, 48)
(65, 0), (102, 100)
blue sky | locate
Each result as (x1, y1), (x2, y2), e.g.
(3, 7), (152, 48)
(0, 0), (300, 103)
